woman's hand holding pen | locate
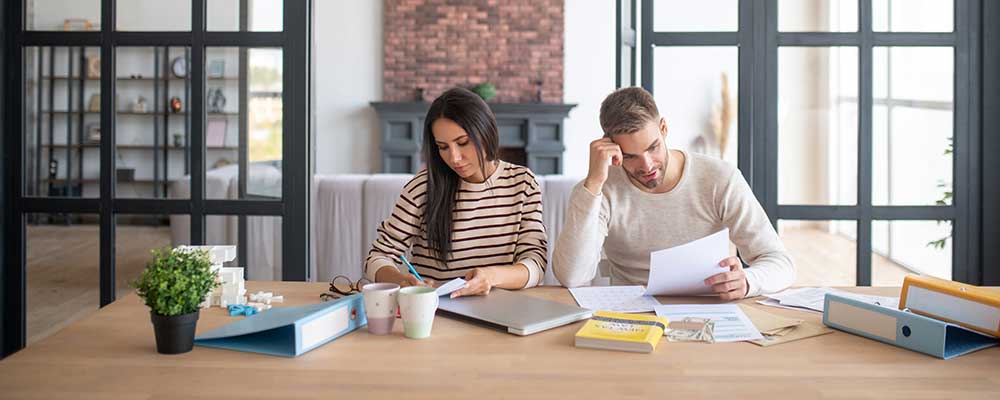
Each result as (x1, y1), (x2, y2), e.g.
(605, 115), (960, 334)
(399, 254), (436, 288)
(399, 274), (435, 288)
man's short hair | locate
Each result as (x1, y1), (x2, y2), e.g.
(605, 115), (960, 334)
(599, 86), (660, 137)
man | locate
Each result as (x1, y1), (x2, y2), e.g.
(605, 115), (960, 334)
(553, 87), (794, 299)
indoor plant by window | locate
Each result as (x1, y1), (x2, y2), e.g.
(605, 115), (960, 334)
(132, 248), (218, 354)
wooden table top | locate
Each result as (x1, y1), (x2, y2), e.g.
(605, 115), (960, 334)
(1, 282), (997, 399)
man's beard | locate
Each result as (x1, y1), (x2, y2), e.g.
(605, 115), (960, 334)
(626, 164), (665, 189)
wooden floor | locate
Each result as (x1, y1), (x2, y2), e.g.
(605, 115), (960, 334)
(782, 226), (912, 287)
(26, 224), (172, 345)
(23, 224), (911, 344)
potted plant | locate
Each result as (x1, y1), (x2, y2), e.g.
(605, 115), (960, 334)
(132, 247), (218, 354)
(471, 83), (497, 102)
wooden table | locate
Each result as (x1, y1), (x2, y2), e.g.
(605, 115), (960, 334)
(1, 282), (997, 399)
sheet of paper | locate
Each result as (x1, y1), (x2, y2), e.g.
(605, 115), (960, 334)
(654, 304), (764, 342)
(756, 298), (821, 313)
(645, 229), (730, 296)
(435, 278), (467, 297)
(568, 286), (661, 313)
(750, 321), (834, 347)
(844, 292), (900, 309)
(738, 305), (803, 334)
(763, 287), (899, 312)
(741, 303), (835, 347)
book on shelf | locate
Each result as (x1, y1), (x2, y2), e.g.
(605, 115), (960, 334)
(574, 311), (668, 354)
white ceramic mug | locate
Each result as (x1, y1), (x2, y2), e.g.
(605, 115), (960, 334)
(362, 283), (400, 335)
(397, 286), (439, 339)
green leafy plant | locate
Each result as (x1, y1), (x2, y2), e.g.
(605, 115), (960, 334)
(132, 248), (218, 316)
(927, 137), (953, 250)
(471, 83), (497, 102)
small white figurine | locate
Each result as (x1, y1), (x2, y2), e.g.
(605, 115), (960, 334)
(175, 245), (240, 309)
(249, 291), (284, 306)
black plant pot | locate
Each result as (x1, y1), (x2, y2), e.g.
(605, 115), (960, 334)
(150, 310), (200, 355)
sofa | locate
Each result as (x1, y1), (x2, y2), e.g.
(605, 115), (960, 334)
(170, 165), (587, 286)
(169, 163), (285, 280)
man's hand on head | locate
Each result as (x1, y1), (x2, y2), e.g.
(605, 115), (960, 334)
(584, 137), (623, 195)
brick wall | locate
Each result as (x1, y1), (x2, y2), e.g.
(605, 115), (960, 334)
(383, 0), (563, 103)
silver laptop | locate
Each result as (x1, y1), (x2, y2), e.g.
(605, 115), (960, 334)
(437, 289), (592, 336)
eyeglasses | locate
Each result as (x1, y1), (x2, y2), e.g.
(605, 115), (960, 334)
(319, 275), (372, 301)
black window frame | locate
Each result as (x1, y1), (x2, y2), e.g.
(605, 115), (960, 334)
(629, 0), (990, 286)
(2, 0), (312, 357)
(983, 0), (1000, 286)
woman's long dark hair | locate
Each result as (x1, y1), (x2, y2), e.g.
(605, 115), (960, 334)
(422, 88), (500, 264)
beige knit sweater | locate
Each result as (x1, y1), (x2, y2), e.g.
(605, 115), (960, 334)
(552, 151), (795, 297)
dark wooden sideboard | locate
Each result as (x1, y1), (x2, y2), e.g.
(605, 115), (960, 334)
(371, 102), (576, 175)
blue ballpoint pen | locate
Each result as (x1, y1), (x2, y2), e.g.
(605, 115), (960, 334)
(400, 255), (424, 282)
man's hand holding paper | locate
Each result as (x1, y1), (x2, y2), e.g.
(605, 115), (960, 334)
(645, 229), (746, 300)
(704, 256), (749, 300)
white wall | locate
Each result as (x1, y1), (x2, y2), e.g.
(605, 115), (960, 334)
(29, 0), (241, 31)
(116, 1), (191, 31)
(652, 46), (739, 163)
(777, 47), (829, 208)
(28, 0), (100, 30)
(313, 0), (383, 174)
(311, 1), (613, 177)
(561, 0), (616, 178)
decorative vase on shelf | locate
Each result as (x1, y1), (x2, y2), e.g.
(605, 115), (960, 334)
(207, 88), (226, 113)
(169, 97), (182, 113)
(86, 55), (100, 79)
(132, 96), (147, 113)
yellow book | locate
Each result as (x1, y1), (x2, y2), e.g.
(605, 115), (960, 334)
(900, 274), (1000, 337)
(574, 311), (668, 353)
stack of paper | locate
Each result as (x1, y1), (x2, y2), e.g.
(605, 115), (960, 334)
(435, 278), (467, 297)
(653, 304), (763, 342)
(759, 287), (899, 313)
(569, 286), (661, 313)
(739, 305), (833, 346)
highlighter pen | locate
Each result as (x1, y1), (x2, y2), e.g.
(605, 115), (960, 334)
(400, 254), (424, 283)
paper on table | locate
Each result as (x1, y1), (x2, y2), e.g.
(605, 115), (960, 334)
(839, 291), (899, 309)
(645, 229), (730, 296)
(750, 321), (833, 347)
(755, 298), (821, 313)
(739, 305), (803, 334)
(568, 286), (661, 313)
(741, 303), (834, 347)
(435, 278), (467, 297)
(762, 287), (899, 313)
(654, 304), (764, 342)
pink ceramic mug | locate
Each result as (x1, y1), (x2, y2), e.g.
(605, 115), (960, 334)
(361, 282), (400, 335)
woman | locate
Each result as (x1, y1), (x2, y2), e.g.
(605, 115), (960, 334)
(365, 88), (548, 298)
